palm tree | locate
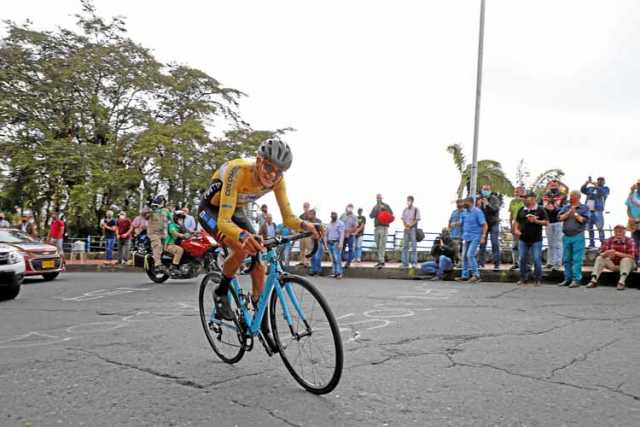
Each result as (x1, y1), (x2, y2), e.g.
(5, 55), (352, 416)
(530, 168), (566, 196)
(446, 143), (514, 198)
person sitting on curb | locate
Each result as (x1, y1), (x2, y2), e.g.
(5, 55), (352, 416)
(558, 190), (590, 288)
(587, 224), (636, 291)
(424, 228), (456, 281)
(513, 191), (549, 286)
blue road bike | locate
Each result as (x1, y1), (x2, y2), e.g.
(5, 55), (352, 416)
(198, 232), (343, 394)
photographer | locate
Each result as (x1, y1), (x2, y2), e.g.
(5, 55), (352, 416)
(421, 228), (456, 280)
(581, 176), (610, 248)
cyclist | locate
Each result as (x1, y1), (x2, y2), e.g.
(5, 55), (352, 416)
(198, 138), (321, 322)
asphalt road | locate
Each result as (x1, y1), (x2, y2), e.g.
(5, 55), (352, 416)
(1, 273), (639, 427)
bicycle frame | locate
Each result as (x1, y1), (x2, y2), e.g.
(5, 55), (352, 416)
(209, 247), (307, 338)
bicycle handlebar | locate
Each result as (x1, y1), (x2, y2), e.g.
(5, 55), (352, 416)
(246, 229), (322, 273)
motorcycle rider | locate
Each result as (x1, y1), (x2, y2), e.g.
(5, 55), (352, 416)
(165, 210), (190, 275)
(148, 195), (172, 272)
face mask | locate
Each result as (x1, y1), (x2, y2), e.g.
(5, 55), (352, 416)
(481, 190), (491, 197)
(331, 216), (337, 222)
(347, 208), (353, 214)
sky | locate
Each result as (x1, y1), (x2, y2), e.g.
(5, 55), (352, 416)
(3, 1), (640, 234)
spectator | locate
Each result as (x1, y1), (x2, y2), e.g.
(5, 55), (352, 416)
(48, 212), (65, 255)
(148, 195), (172, 272)
(256, 204), (269, 228)
(449, 199), (465, 263)
(542, 179), (567, 271)
(514, 192), (549, 286)
(625, 179), (640, 262)
(455, 196), (487, 283)
(340, 204), (358, 268)
(423, 228), (456, 281)
(587, 224), (636, 291)
(0, 213), (9, 228)
(581, 176), (610, 248)
(353, 208), (366, 263)
(307, 209), (324, 276)
(298, 202), (312, 267)
(101, 210), (118, 262)
(401, 195), (421, 268)
(508, 187), (526, 270)
(477, 184), (503, 272)
(369, 194), (394, 269)
(325, 212), (345, 279)
(558, 190), (590, 288)
(165, 211), (189, 275)
(276, 223), (292, 271)
(24, 214), (38, 239)
(132, 207), (150, 238)
(182, 207), (197, 233)
(116, 211), (133, 265)
(259, 213), (277, 240)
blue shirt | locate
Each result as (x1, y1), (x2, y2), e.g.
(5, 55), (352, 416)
(449, 209), (464, 239)
(581, 184), (609, 212)
(626, 192), (640, 219)
(326, 220), (345, 242)
(184, 214), (196, 233)
(462, 207), (486, 241)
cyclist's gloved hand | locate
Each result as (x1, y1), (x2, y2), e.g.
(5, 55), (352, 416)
(241, 233), (264, 256)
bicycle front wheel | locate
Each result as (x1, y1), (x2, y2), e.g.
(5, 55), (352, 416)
(198, 274), (246, 364)
(269, 275), (343, 394)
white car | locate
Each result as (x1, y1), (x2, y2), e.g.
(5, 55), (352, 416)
(0, 243), (25, 300)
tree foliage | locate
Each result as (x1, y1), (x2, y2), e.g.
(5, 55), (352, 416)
(446, 143), (514, 198)
(0, 1), (284, 234)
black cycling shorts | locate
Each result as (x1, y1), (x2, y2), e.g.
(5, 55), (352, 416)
(197, 200), (255, 243)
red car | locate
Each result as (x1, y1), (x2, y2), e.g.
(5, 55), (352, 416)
(0, 228), (65, 281)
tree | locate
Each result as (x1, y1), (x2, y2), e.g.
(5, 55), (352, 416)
(0, 1), (281, 234)
(446, 143), (514, 198)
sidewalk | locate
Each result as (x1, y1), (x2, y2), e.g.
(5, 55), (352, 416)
(62, 257), (638, 287)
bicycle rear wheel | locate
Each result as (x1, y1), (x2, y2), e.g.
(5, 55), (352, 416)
(269, 275), (343, 394)
(198, 274), (246, 364)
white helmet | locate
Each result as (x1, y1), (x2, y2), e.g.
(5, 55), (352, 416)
(258, 138), (293, 171)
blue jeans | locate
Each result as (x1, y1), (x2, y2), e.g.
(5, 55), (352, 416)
(310, 242), (324, 274)
(105, 236), (116, 260)
(478, 223), (501, 267)
(401, 227), (417, 266)
(563, 234), (585, 282)
(462, 238), (481, 279)
(587, 210), (605, 247)
(328, 241), (343, 275)
(342, 235), (355, 264)
(421, 257), (453, 278)
(518, 240), (542, 281)
(354, 235), (363, 261)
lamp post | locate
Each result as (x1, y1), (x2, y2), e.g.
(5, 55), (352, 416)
(469, 0), (486, 201)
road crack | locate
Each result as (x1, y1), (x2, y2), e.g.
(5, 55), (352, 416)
(549, 338), (621, 377)
(230, 399), (303, 427)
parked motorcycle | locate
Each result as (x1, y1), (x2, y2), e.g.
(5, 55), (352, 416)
(143, 231), (223, 283)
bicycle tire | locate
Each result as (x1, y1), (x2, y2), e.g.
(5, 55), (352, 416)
(198, 274), (246, 364)
(269, 275), (343, 394)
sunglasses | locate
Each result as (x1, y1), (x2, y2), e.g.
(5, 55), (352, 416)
(261, 160), (283, 178)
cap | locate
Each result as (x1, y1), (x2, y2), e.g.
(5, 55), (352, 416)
(613, 224), (626, 230)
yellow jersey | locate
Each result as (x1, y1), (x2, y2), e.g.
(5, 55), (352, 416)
(205, 158), (301, 241)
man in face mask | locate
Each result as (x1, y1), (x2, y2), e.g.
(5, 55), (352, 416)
(401, 196), (421, 268)
(588, 224), (636, 290)
(455, 196), (487, 283)
(325, 211), (345, 278)
(626, 179), (640, 262)
(353, 208), (366, 263)
(558, 191), (590, 287)
(477, 184), (503, 272)
(340, 204), (358, 268)
(369, 194), (394, 269)
(116, 211), (133, 265)
(509, 187), (526, 270)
